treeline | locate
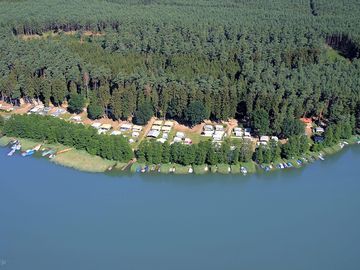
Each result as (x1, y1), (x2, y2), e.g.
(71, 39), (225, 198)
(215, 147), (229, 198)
(136, 139), (253, 166)
(2, 115), (133, 161)
(136, 136), (308, 166)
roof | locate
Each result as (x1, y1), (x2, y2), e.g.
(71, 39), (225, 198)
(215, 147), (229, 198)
(215, 125), (225, 131)
(154, 120), (163, 126)
(176, 132), (185, 138)
(204, 125), (214, 131)
(72, 116), (81, 121)
(151, 125), (162, 131)
(271, 136), (279, 141)
(234, 131), (243, 137)
(120, 123), (133, 129)
(260, 136), (270, 142)
(234, 127), (243, 132)
(147, 130), (160, 138)
(300, 118), (312, 124)
(91, 123), (102, 128)
(132, 125), (143, 131)
(100, 124), (112, 130)
(157, 138), (167, 144)
(110, 131), (122, 136)
(161, 126), (172, 132)
(164, 121), (174, 127)
(315, 127), (325, 133)
(214, 130), (225, 136)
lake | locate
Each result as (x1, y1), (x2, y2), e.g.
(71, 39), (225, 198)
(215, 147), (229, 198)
(0, 146), (360, 270)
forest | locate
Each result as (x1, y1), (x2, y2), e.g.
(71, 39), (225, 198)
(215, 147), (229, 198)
(0, 0), (360, 137)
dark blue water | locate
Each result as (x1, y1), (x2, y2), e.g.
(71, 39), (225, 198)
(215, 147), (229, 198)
(1, 146), (360, 270)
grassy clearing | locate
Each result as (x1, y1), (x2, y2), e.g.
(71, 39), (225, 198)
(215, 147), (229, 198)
(325, 46), (346, 62)
(52, 150), (116, 173)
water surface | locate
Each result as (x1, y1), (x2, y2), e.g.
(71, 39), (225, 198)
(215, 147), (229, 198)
(1, 147), (360, 270)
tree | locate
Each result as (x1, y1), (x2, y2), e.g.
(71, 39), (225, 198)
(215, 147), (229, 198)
(133, 102), (153, 125)
(88, 100), (103, 120)
(251, 108), (270, 135)
(68, 93), (85, 114)
(282, 118), (305, 138)
(185, 101), (207, 126)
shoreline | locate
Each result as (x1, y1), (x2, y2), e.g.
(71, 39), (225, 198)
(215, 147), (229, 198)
(1, 135), (358, 175)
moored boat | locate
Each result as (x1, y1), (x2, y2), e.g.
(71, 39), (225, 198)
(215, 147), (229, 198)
(7, 149), (16, 156)
(22, 149), (35, 157)
(240, 166), (247, 175)
(42, 149), (55, 157)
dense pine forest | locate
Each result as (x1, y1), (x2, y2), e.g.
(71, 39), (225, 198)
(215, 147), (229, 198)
(0, 0), (360, 136)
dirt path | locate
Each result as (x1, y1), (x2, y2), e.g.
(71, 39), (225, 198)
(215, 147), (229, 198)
(226, 119), (238, 136)
(137, 117), (156, 145)
(173, 121), (204, 134)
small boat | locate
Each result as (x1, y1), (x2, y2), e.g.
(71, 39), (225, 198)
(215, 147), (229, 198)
(49, 154), (56, 159)
(42, 149), (55, 157)
(188, 167), (193, 174)
(357, 141), (360, 145)
(265, 166), (270, 172)
(22, 149), (35, 157)
(318, 155), (325, 161)
(287, 162), (293, 167)
(7, 149), (16, 156)
(240, 166), (248, 175)
(343, 141), (349, 145)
